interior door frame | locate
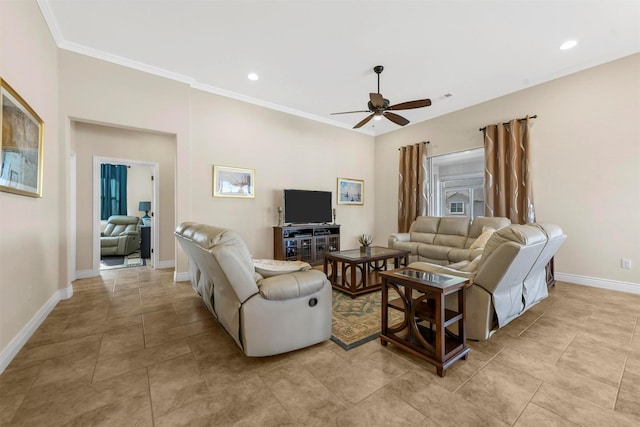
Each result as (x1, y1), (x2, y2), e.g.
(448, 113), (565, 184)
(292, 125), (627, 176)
(92, 155), (159, 273)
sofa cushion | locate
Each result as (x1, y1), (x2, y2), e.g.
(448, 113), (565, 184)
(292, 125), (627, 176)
(410, 216), (441, 233)
(417, 244), (452, 261)
(437, 216), (470, 235)
(434, 217), (469, 248)
(409, 231), (436, 245)
(469, 227), (496, 249)
(448, 247), (482, 263)
(468, 216), (511, 238)
(392, 241), (423, 255)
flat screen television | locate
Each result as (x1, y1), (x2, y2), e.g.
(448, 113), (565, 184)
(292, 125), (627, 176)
(284, 189), (332, 224)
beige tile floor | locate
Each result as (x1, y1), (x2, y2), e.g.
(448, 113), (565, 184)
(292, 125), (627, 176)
(1, 266), (639, 426)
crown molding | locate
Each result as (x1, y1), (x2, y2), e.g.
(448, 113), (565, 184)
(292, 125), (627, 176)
(36, 0), (374, 137)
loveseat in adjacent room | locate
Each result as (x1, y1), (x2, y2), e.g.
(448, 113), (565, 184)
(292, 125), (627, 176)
(100, 215), (141, 256)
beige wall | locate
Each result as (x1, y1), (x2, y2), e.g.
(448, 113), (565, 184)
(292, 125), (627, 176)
(189, 89), (375, 256)
(73, 122), (175, 270)
(60, 50), (376, 273)
(0, 1), (62, 355)
(126, 166), (153, 218)
(58, 50), (191, 271)
(375, 53), (640, 287)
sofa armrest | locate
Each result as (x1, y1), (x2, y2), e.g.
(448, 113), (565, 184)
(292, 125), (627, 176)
(253, 259), (311, 278)
(407, 261), (476, 282)
(257, 269), (327, 300)
(120, 230), (140, 237)
(389, 232), (410, 247)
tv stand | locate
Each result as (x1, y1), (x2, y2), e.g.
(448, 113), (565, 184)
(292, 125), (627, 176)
(273, 224), (340, 266)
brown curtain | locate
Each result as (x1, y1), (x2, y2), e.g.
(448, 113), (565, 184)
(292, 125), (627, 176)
(483, 116), (535, 224)
(398, 142), (427, 232)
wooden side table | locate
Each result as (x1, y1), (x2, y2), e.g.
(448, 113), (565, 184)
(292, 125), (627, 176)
(379, 268), (469, 377)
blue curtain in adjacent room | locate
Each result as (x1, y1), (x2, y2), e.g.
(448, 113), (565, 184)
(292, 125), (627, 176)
(100, 164), (128, 220)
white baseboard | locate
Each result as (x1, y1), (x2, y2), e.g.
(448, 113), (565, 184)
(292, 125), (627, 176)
(174, 271), (190, 282)
(156, 260), (175, 269)
(0, 285), (72, 374)
(556, 272), (640, 295)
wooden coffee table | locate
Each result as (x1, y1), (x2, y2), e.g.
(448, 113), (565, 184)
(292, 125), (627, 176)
(323, 246), (409, 298)
(379, 268), (470, 376)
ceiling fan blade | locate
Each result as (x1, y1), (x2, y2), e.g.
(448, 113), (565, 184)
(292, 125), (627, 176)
(388, 99), (432, 110)
(353, 114), (374, 129)
(331, 110), (371, 115)
(369, 93), (384, 108)
(383, 111), (410, 126)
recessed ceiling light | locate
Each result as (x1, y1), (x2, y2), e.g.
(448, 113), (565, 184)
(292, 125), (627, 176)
(560, 40), (578, 50)
(247, 73), (259, 81)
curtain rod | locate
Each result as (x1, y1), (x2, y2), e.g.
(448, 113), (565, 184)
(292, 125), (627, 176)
(478, 114), (537, 132)
(398, 141), (429, 151)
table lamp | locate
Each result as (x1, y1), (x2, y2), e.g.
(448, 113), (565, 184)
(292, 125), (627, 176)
(139, 201), (151, 225)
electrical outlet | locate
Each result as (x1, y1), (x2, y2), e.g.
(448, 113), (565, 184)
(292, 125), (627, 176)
(621, 258), (632, 269)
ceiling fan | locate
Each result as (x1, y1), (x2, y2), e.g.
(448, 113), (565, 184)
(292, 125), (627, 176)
(331, 65), (432, 129)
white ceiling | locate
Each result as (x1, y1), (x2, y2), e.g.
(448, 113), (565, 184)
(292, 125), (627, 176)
(39, 0), (640, 136)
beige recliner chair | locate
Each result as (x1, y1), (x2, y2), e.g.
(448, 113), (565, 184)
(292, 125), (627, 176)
(100, 215), (141, 256)
(408, 223), (566, 340)
(174, 222), (332, 357)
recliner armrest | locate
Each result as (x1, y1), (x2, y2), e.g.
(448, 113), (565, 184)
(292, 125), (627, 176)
(257, 269), (327, 300)
(389, 232), (410, 247)
(120, 230), (140, 236)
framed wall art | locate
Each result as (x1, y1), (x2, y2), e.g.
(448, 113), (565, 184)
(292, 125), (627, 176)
(0, 78), (44, 197)
(337, 177), (364, 205)
(213, 165), (255, 198)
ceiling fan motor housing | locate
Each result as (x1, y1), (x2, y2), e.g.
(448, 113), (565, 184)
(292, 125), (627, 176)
(367, 99), (390, 111)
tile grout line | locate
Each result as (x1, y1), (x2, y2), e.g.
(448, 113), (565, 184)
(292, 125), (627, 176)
(451, 344), (506, 394)
(613, 355), (629, 414)
(511, 381), (545, 426)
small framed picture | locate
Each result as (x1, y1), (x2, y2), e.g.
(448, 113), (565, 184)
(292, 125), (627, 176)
(1, 78), (44, 197)
(213, 165), (255, 198)
(337, 177), (364, 205)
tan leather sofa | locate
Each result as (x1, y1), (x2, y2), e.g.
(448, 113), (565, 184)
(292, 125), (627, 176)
(408, 223), (566, 340)
(388, 216), (511, 264)
(174, 222), (332, 357)
(100, 215), (141, 256)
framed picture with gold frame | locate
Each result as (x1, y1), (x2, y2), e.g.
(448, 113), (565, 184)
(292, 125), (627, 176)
(0, 78), (44, 197)
(213, 165), (255, 198)
(337, 177), (364, 205)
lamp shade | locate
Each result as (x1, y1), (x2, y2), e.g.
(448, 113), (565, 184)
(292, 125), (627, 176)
(138, 201), (151, 212)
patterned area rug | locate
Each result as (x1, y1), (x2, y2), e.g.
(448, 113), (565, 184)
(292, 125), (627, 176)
(331, 289), (403, 350)
(100, 251), (146, 270)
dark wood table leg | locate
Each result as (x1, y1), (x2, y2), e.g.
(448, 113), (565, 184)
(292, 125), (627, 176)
(381, 277), (388, 346)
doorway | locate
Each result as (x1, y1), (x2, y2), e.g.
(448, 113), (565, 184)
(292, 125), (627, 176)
(93, 156), (159, 272)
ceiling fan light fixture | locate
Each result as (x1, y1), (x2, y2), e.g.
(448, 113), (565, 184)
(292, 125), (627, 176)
(331, 64), (432, 129)
(560, 40), (577, 50)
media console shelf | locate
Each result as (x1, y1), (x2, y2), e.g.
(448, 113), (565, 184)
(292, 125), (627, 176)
(273, 224), (340, 266)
